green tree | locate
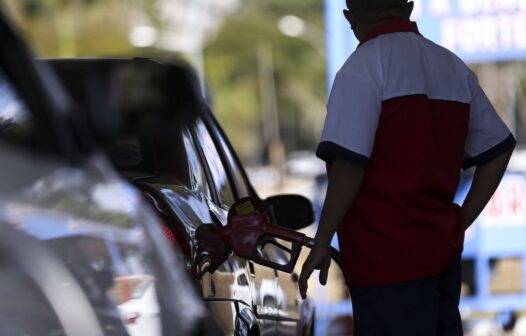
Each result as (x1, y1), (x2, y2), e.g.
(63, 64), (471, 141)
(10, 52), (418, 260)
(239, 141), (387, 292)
(3, 0), (157, 57)
(2, 0), (328, 164)
(204, 0), (327, 164)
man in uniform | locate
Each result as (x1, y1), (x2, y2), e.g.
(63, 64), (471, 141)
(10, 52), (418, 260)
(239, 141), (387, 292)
(299, 1), (515, 334)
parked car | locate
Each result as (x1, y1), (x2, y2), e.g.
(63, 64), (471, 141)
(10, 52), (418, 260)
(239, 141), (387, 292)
(0, 9), (216, 335)
(49, 57), (317, 336)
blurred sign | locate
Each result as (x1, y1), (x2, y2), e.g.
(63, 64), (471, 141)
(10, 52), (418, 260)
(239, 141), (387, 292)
(479, 174), (526, 227)
(413, 0), (526, 63)
(325, 0), (526, 85)
(456, 174), (526, 314)
(455, 173), (526, 256)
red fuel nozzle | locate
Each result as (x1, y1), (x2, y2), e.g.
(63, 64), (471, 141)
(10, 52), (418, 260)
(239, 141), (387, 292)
(193, 196), (343, 276)
(218, 213), (306, 260)
(217, 197), (307, 273)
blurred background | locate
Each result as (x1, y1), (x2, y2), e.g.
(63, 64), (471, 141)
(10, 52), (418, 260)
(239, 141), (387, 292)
(2, 0), (526, 335)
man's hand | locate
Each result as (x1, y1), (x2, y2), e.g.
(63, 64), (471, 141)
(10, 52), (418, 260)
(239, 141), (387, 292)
(297, 158), (365, 300)
(298, 244), (331, 300)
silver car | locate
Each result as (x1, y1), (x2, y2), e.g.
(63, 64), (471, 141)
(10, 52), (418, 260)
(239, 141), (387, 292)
(0, 9), (214, 336)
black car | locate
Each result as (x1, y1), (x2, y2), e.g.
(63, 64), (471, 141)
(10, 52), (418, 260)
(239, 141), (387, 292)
(50, 57), (317, 336)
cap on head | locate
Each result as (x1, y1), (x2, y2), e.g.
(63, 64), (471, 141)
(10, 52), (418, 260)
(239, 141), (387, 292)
(347, 0), (409, 12)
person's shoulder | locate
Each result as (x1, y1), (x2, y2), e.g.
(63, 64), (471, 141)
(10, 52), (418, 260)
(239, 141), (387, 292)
(415, 35), (481, 98)
(351, 39), (382, 58)
(418, 34), (469, 67)
(340, 42), (381, 74)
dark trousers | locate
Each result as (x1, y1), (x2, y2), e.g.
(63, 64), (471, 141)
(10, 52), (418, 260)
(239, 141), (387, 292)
(350, 259), (463, 336)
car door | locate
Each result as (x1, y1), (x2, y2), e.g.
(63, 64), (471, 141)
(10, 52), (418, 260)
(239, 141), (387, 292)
(148, 119), (254, 335)
(0, 14), (209, 336)
(111, 104), (259, 336)
(191, 116), (282, 335)
(205, 114), (307, 334)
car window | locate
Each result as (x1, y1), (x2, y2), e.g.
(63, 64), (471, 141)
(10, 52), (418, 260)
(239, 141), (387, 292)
(0, 69), (35, 148)
(212, 124), (250, 198)
(194, 119), (235, 208)
(182, 126), (211, 198)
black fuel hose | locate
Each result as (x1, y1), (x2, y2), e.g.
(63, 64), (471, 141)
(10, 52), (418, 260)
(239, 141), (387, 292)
(302, 236), (344, 272)
(329, 246), (344, 271)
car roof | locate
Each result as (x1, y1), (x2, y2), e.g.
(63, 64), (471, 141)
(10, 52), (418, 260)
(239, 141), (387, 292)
(43, 58), (137, 106)
(43, 57), (204, 118)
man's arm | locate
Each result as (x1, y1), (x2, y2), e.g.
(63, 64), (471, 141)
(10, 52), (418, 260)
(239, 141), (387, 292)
(298, 158), (365, 299)
(461, 148), (513, 229)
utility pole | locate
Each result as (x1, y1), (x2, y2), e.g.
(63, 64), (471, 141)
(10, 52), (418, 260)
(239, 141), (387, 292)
(257, 40), (285, 187)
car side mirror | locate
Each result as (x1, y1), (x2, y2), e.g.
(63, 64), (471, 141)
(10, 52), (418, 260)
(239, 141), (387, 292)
(265, 195), (315, 230)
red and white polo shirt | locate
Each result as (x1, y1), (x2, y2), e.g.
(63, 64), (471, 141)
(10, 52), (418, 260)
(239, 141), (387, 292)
(317, 20), (516, 288)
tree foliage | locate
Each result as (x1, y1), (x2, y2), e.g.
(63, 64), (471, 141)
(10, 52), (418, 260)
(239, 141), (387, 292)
(3, 0), (157, 57)
(2, 0), (328, 164)
(18, 0), (97, 17)
(204, 0), (327, 163)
